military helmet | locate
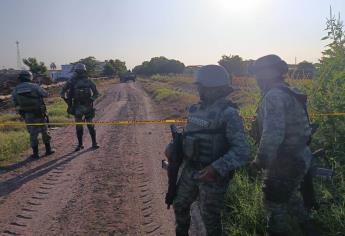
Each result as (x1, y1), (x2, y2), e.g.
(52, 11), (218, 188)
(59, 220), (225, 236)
(74, 63), (87, 72)
(196, 65), (231, 88)
(18, 70), (33, 82)
(251, 54), (288, 75)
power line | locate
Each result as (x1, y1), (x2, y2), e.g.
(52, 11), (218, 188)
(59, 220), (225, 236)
(16, 41), (23, 69)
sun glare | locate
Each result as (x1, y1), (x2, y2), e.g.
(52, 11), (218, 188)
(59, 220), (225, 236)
(217, 0), (264, 14)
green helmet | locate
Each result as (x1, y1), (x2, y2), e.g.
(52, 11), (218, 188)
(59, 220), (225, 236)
(196, 65), (231, 88)
(74, 63), (87, 72)
(18, 70), (33, 82)
(251, 54), (288, 75)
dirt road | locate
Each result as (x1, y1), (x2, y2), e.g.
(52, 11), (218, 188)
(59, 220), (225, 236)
(0, 82), (206, 236)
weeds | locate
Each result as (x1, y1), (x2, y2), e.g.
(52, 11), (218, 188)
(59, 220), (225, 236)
(140, 78), (198, 118)
(0, 97), (71, 167)
(144, 71), (345, 235)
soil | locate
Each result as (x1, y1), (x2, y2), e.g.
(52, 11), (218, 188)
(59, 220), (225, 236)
(0, 82), (205, 236)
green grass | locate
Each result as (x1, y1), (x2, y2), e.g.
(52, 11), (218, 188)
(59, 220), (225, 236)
(140, 78), (198, 118)
(143, 74), (345, 235)
(0, 130), (30, 165)
(0, 97), (72, 167)
(224, 171), (266, 236)
(47, 98), (72, 124)
(0, 79), (114, 167)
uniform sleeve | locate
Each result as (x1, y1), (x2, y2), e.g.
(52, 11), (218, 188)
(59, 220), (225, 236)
(256, 90), (286, 168)
(11, 90), (18, 106)
(211, 108), (250, 177)
(36, 85), (48, 97)
(89, 80), (100, 100)
(60, 82), (70, 97)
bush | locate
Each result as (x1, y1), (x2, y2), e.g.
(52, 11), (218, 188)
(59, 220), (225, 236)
(133, 57), (185, 76)
(224, 171), (266, 236)
(309, 9), (345, 235)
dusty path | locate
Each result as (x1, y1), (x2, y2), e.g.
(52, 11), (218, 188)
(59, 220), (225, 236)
(0, 82), (180, 236)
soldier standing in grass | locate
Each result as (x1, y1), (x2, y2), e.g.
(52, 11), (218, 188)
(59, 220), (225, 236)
(250, 55), (319, 236)
(60, 63), (100, 151)
(12, 70), (55, 159)
(166, 65), (250, 236)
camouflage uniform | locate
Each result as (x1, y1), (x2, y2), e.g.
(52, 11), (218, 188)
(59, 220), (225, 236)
(174, 97), (250, 236)
(12, 82), (52, 155)
(60, 74), (99, 149)
(253, 85), (313, 235)
(250, 55), (314, 236)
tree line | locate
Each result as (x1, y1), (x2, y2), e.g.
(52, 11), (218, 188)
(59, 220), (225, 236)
(21, 54), (316, 79)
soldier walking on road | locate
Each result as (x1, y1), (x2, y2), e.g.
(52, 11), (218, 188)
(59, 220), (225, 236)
(60, 63), (100, 151)
(250, 55), (318, 236)
(166, 65), (250, 236)
(12, 70), (55, 159)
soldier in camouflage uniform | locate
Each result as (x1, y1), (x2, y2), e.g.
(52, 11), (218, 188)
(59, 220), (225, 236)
(60, 63), (100, 151)
(12, 70), (55, 159)
(166, 65), (250, 236)
(250, 55), (315, 236)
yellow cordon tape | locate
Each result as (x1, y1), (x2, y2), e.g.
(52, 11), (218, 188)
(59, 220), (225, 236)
(309, 112), (345, 117)
(0, 113), (344, 127)
(0, 119), (188, 126)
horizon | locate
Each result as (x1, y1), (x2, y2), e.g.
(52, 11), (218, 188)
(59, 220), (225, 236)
(1, 0), (344, 69)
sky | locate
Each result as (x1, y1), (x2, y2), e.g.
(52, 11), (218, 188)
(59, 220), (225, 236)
(0, 0), (344, 69)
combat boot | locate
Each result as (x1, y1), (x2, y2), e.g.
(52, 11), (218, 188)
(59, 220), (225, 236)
(30, 146), (39, 159)
(89, 129), (99, 149)
(45, 143), (55, 156)
(75, 132), (84, 152)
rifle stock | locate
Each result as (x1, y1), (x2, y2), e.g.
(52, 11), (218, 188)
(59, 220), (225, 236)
(301, 148), (334, 210)
(164, 124), (183, 209)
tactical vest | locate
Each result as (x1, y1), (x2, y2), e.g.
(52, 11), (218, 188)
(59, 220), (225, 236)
(184, 99), (236, 167)
(72, 79), (92, 104)
(14, 86), (44, 113)
(251, 85), (311, 146)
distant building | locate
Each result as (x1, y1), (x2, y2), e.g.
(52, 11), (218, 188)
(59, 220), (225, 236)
(48, 64), (74, 81)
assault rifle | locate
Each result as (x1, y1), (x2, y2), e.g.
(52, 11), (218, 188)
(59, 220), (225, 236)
(163, 124), (184, 209)
(301, 148), (333, 210)
(62, 96), (74, 115)
(300, 123), (333, 210)
(42, 104), (51, 128)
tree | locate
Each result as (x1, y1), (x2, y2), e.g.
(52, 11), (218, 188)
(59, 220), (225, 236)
(50, 62), (57, 70)
(133, 57), (185, 76)
(74, 56), (98, 77)
(22, 57), (48, 75)
(293, 61), (316, 79)
(218, 55), (246, 76)
(310, 8), (345, 234)
(102, 59), (127, 76)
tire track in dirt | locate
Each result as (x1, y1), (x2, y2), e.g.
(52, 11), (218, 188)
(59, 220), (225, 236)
(0, 82), (175, 235)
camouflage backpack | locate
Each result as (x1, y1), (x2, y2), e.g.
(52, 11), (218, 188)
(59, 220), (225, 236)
(73, 81), (92, 104)
(15, 87), (44, 113)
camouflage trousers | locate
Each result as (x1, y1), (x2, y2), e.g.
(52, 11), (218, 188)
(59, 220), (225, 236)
(173, 164), (229, 236)
(263, 167), (309, 235)
(25, 115), (51, 147)
(74, 106), (96, 141)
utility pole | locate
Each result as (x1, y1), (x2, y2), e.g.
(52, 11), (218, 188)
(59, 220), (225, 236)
(16, 41), (23, 69)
